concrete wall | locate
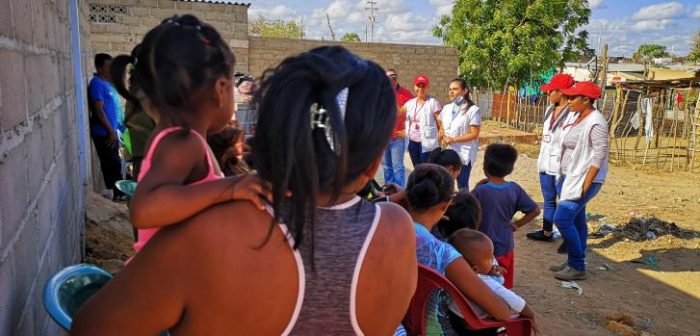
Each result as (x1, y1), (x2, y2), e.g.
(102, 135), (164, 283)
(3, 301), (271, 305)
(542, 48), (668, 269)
(248, 37), (459, 103)
(0, 0), (92, 334)
(88, 0), (250, 73)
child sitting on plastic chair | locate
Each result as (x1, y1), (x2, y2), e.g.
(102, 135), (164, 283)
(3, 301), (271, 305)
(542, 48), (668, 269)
(448, 229), (538, 335)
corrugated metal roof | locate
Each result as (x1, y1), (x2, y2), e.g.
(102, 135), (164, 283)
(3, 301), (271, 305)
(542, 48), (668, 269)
(172, 0), (251, 7)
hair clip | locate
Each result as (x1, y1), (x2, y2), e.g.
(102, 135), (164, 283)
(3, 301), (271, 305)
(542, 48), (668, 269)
(133, 56), (138, 65)
(310, 87), (351, 155)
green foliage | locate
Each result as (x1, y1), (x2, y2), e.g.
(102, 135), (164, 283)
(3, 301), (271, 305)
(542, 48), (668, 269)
(632, 44), (669, 62)
(687, 32), (700, 63)
(433, 0), (591, 89)
(341, 33), (362, 42)
(250, 16), (304, 39)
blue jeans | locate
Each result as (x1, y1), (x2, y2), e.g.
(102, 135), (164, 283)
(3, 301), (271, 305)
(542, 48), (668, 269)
(408, 140), (422, 167)
(554, 179), (602, 271)
(539, 172), (558, 232)
(383, 138), (406, 187)
(420, 151), (431, 164)
(457, 162), (472, 191)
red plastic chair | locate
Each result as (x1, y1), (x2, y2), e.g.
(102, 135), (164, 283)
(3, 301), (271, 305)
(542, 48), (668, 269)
(403, 265), (532, 336)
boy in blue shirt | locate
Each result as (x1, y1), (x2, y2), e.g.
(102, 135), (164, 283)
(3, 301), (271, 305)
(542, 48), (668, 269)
(88, 53), (124, 200)
(472, 144), (540, 288)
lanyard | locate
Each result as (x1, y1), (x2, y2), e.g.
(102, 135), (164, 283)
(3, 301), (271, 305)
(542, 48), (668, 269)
(563, 110), (592, 130)
(548, 105), (569, 131)
(413, 100), (426, 126)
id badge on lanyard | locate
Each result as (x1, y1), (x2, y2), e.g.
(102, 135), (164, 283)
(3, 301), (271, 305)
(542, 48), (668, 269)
(543, 134), (552, 143)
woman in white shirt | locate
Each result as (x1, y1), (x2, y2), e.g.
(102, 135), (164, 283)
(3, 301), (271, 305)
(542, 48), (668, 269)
(550, 82), (608, 281)
(527, 74), (575, 246)
(404, 74), (442, 166)
(439, 78), (481, 190)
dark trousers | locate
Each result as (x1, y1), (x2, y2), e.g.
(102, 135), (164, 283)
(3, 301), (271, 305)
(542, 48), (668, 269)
(538, 172), (558, 232)
(92, 135), (124, 197)
(408, 140), (422, 167)
(457, 162), (472, 191)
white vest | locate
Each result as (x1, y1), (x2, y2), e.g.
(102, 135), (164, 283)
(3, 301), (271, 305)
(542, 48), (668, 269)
(405, 97), (440, 152)
(440, 103), (481, 166)
(537, 105), (576, 175)
(559, 110), (609, 201)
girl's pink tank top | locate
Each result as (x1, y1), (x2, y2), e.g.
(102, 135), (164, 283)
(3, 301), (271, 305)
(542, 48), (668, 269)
(133, 127), (223, 254)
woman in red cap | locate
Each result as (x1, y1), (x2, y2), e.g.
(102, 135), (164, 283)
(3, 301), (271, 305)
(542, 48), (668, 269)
(550, 81), (609, 281)
(527, 74), (575, 252)
(404, 74), (442, 165)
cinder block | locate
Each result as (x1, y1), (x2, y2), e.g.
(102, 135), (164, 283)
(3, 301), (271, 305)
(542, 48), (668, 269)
(190, 2), (212, 12)
(0, 255), (17, 336)
(0, 145), (29, 245)
(0, 49), (28, 131)
(36, 177), (57, 249)
(151, 8), (179, 20)
(138, 0), (159, 8)
(31, 0), (48, 48)
(0, 0), (12, 39)
(14, 305), (35, 336)
(10, 0), (33, 43)
(130, 7), (151, 17)
(157, 0), (175, 9)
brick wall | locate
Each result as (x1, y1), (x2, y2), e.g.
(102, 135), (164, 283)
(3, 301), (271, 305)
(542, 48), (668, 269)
(0, 0), (92, 334)
(248, 37), (459, 103)
(88, 0), (250, 73)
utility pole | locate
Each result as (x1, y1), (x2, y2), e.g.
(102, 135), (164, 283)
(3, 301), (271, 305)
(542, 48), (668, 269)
(365, 1), (378, 42)
(326, 13), (336, 41)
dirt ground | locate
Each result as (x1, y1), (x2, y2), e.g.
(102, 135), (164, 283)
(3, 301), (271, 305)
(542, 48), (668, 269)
(84, 142), (700, 336)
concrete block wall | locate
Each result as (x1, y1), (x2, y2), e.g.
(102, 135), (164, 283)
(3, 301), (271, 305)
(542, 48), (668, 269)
(88, 0), (250, 73)
(0, 0), (92, 334)
(248, 37), (460, 104)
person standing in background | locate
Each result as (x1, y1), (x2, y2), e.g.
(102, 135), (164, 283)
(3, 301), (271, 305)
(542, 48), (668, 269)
(383, 68), (414, 186)
(439, 78), (481, 191)
(404, 74), (442, 165)
(88, 53), (125, 200)
(527, 74), (575, 253)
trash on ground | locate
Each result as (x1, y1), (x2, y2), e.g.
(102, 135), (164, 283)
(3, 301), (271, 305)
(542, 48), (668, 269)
(561, 280), (583, 295)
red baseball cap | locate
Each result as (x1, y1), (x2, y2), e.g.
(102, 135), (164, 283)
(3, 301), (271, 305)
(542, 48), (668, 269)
(560, 81), (602, 99)
(540, 73), (575, 92)
(413, 74), (429, 86)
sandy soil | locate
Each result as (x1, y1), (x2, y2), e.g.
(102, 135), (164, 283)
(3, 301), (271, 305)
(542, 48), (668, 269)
(84, 143), (700, 336)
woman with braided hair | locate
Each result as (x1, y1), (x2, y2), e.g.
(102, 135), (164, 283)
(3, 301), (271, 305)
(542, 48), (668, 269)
(72, 18), (417, 334)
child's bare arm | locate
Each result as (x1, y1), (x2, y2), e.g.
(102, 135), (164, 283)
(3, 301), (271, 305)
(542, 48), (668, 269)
(519, 304), (535, 319)
(512, 207), (541, 230)
(519, 304), (539, 335)
(130, 134), (270, 229)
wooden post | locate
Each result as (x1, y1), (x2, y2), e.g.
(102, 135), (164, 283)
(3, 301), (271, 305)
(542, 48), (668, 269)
(609, 86), (623, 160)
(634, 88), (649, 163)
(655, 90), (667, 168)
(598, 44), (609, 100)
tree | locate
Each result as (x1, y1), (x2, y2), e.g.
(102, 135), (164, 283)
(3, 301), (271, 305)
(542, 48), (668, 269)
(686, 32), (700, 63)
(341, 33), (361, 42)
(632, 44), (669, 62)
(433, 0), (591, 89)
(250, 16), (304, 39)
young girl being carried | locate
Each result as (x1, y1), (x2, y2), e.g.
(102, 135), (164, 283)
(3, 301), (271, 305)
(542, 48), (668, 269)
(110, 15), (270, 253)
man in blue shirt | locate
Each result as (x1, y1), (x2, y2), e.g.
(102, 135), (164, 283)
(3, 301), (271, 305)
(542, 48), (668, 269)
(88, 53), (124, 200)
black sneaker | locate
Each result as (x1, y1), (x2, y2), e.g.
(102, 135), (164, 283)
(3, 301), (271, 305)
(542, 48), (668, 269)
(526, 230), (554, 242)
(557, 241), (568, 254)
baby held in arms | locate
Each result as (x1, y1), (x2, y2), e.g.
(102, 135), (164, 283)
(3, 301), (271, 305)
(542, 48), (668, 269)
(447, 229), (537, 328)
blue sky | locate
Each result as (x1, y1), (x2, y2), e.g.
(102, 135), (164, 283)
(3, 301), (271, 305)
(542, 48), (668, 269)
(243, 0), (700, 56)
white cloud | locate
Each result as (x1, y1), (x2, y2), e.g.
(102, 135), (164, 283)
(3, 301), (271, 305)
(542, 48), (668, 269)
(249, 4), (297, 20)
(632, 2), (683, 20)
(693, 5), (700, 18)
(588, 0), (604, 10)
(631, 19), (674, 31)
(429, 0), (453, 17)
